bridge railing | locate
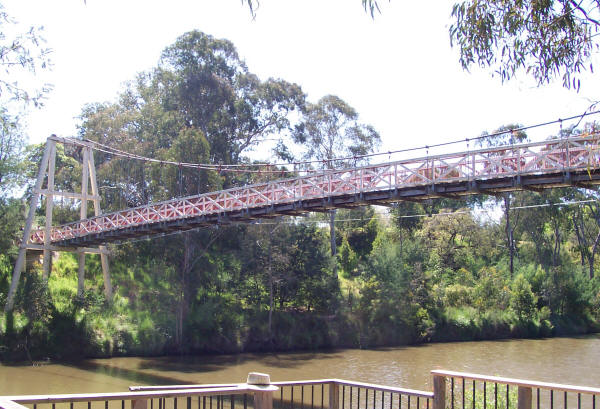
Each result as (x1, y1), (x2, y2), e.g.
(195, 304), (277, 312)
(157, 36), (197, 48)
(29, 133), (600, 245)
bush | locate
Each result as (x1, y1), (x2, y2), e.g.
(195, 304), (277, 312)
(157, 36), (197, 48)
(443, 284), (473, 307)
(510, 274), (538, 320)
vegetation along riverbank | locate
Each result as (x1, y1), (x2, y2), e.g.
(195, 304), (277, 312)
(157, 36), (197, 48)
(2, 25), (600, 361)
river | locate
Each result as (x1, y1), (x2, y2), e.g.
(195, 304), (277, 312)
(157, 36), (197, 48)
(1, 335), (599, 396)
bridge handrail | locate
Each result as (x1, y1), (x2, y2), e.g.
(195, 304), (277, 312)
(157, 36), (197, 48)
(31, 133), (600, 244)
(69, 133), (600, 213)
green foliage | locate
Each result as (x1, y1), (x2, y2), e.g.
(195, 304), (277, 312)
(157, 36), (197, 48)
(338, 236), (358, 278)
(444, 283), (473, 307)
(473, 267), (510, 313)
(461, 381), (518, 409)
(0, 4), (52, 106)
(510, 274), (538, 320)
(4, 29), (600, 362)
(246, 1), (599, 90)
(450, 0), (599, 89)
(293, 95), (380, 170)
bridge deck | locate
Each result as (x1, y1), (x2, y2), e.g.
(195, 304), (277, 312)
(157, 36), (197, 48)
(30, 134), (600, 247)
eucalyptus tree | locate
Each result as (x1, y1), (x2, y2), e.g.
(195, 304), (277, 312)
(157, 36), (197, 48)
(243, 1), (599, 88)
(571, 196), (600, 279)
(449, 0), (600, 89)
(0, 3), (52, 106)
(0, 3), (52, 262)
(293, 95), (380, 264)
(475, 125), (529, 277)
(0, 109), (26, 197)
(364, 0), (599, 89)
(78, 30), (307, 351)
(157, 31), (305, 185)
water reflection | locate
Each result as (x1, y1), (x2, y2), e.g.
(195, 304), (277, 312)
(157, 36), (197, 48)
(1, 335), (599, 396)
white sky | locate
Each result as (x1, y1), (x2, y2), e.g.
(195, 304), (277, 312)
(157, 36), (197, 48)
(4, 0), (600, 161)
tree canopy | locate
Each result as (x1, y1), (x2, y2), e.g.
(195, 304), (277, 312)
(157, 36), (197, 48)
(245, 1), (600, 90)
(0, 3), (52, 107)
(449, 0), (600, 89)
(3, 8), (600, 360)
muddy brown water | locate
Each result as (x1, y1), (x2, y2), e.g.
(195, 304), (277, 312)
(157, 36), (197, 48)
(1, 335), (599, 396)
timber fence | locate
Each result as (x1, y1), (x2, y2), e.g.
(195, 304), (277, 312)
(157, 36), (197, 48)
(1, 371), (599, 409)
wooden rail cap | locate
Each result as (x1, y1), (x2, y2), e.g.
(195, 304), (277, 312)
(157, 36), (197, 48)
(0, 399), (29, 409)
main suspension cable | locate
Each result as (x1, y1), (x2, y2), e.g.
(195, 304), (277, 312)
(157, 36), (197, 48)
(55, 108), (600, 174)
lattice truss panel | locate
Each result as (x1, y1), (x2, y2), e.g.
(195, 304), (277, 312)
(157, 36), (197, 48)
(30, 134), (600, 244)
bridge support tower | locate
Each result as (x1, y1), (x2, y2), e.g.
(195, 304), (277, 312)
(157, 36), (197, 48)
(4, 136), (112, 312)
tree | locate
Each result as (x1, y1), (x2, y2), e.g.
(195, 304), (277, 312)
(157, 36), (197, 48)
(293, 95), (380, 265)
(248, 0), (598, 89)
(0, 4), (51, 106)
(78, 30), (308, 352)
(360, 0), (599, 89)
(0, 4), (53, 259)
(570, 191), (600, 279)
(0, 109), (25, 197)
(510, 274), (538, 320)
(359, 237), (434, 345)
(416, 208), (490, 276)
(475, 125), (529, 277)
(158, 31), (305, 181)
(449, 0), (599, 89)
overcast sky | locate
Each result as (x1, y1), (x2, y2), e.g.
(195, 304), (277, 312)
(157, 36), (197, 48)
(4, 0), (600, 161)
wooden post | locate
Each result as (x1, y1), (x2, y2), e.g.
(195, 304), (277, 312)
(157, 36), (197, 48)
(518, 387), (532, 409)
(5, 140), (53, 311)
(42, 140), (56, 281)
(247, 372), (276, 409)
(433, 374), (446, 409)
(254, 391), (273, 409)
(77, 147), (89, 297)
(5, 137), (113, 311)
(328, 382), (339, 409)
(88, 148), (112, 300)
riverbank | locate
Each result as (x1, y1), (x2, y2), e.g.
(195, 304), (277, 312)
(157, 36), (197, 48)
(1, 305), (598, 362)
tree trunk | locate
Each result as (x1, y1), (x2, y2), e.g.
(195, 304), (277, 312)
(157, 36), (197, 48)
(553, 223), (561, 267)
(268, 236), (273, 342)
(572, 212), (590, 270)
(330, 209), (337, 274)
(176, 232), (192, 352)
(504, 195), (514, 278)
(509, 229), (514, 275)
(590, 231), (600, 279)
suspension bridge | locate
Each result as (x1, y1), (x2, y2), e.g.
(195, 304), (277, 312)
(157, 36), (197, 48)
(5, 133), (600, 311)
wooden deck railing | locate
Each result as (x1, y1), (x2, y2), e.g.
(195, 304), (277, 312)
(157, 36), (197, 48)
(431, 370), (600, 409)
(129, 379), (433, 409)
(1, 370), (599, 409)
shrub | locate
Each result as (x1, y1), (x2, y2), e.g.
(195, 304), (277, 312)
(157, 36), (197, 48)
(510, 274), (538, 320)
(443, 283), (473, 307)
